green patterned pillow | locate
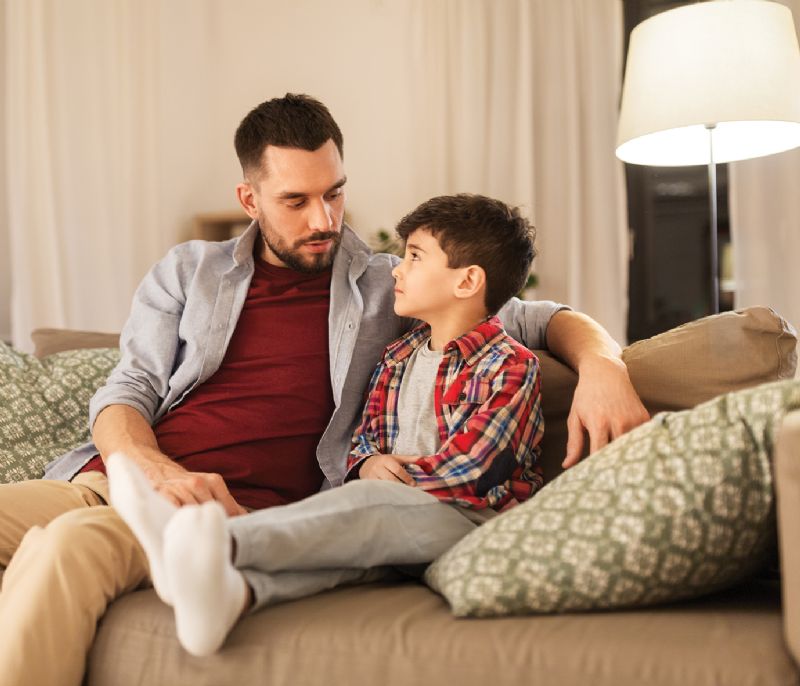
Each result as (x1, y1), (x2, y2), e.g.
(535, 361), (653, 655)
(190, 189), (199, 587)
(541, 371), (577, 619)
(425, 379), (800, 616)
(0, 342), (119, 483)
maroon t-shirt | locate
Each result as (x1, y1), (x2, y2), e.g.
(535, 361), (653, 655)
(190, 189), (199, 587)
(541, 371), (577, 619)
(82, 258), (334, 510)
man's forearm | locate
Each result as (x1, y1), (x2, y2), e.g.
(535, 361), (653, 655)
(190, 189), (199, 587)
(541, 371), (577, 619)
(545, 309), (623, 371)
(92, 404), (186, 483)
(545, 309), (649, 465)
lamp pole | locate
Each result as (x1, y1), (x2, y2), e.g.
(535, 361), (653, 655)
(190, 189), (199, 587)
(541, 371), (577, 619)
(706, 123), (719, 315)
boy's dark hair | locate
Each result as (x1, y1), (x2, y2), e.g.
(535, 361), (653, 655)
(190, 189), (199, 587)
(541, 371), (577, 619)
(395, 194), (536, 315)
(234, 93), (344, 177)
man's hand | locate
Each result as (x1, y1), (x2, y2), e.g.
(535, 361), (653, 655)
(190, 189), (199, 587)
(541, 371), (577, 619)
(150, 467), (248, 516)
(358, 454), (419, 485)
(562, 355), (650, 469)
(94, 404), (247, 516)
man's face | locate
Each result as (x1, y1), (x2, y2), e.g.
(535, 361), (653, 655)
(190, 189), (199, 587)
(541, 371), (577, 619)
(392, 228), (462, 321)
(237, 139), (346, 273)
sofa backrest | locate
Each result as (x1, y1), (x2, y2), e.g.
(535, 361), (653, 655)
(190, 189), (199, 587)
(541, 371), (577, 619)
(31, 306), (798, 483)
(534, 306), (797, 481)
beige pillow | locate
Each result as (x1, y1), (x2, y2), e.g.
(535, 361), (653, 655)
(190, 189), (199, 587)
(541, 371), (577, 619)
(534, 306), (797, 481)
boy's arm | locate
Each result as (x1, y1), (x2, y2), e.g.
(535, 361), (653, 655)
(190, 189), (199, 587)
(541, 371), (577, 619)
(407, 356), (543, 504)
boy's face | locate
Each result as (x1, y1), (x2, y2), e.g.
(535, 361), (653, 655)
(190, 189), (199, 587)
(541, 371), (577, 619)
(391, 228), (463, 320)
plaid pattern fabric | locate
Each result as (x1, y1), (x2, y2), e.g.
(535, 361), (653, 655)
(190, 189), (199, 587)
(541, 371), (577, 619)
(347, 316), (544, 511)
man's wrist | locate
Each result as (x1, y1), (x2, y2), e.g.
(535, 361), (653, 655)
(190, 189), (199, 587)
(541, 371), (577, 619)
(105, 447), (185, 485)
(577, 351), (627, 376)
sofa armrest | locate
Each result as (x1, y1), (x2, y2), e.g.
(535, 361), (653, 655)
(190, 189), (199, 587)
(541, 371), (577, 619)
(775, 408), (800, 666)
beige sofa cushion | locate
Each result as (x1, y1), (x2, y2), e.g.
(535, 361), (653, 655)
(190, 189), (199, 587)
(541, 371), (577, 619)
(31, 328), (120, 359)
(87, 579), (794, 686)
(624, 306), (797, 414)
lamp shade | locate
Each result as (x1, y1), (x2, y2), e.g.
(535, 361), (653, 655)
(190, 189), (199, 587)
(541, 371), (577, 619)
(616, 0), (800, 166)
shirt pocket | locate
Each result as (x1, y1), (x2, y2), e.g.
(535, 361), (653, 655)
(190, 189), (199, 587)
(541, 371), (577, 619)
(442, 376), (493, 407)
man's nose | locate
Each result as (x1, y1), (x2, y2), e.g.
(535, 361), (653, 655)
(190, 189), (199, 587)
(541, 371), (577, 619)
(308, 198), (333, 231)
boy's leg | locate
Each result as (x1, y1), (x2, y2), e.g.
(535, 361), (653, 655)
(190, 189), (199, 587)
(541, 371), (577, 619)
(0, 478), (149, 686)
(161, 480), (478, 656)
(229, 479), (478, 572)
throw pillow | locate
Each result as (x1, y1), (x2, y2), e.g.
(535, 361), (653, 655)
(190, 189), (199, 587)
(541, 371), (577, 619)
(0, 342), (119, 483)
(425, 379), (800, 617)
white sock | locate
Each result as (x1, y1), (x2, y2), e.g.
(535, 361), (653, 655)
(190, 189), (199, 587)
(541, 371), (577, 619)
(106, 452), (178, 604)
(163, 501), (248, 657)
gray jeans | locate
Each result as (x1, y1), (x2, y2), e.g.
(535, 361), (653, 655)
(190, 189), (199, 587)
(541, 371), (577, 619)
(228, 480), (489, 611)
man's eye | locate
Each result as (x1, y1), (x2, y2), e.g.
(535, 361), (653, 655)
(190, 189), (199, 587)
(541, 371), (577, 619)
(289, 199), (306, 209)
(326, 189), (343, 201)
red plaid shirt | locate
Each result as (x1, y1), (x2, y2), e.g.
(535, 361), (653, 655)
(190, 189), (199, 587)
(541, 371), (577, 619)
(347, 316), (544, 511)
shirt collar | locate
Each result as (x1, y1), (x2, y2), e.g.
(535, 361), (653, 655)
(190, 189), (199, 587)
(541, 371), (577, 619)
(384, 315), (506, 367)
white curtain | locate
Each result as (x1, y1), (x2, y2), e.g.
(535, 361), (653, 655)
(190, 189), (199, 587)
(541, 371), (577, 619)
(5, 0), (162, 350)
(729, 0), (800, 370)
(409, 0), (629, 343)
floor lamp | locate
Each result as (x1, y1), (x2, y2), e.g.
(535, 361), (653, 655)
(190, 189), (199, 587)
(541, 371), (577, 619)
(616, 0), (800, 314)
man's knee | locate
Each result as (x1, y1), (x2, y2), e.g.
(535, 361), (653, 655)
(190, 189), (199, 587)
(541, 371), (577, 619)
(19, 506), (145, 583)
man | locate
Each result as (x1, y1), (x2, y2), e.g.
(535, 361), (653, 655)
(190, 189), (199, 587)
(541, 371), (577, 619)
(0, 94), (648, 686)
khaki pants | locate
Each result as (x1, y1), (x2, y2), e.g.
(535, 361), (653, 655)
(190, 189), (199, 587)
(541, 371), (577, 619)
(0, 472), (150, 686)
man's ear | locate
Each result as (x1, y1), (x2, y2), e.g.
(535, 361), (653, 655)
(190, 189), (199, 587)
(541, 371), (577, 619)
(454, 265), (486, 300)
(236, 181), (259, 220)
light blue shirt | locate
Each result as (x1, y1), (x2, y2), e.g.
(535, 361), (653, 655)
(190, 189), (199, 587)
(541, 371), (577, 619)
(44, 222), (567, 487)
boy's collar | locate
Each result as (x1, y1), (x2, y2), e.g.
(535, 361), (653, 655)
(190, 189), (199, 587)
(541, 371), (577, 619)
(384, 315), (506, 366)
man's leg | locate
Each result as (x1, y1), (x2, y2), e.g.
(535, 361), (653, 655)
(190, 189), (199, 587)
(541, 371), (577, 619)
(0, 473), (107, 566)
(0, 477), (149, 686)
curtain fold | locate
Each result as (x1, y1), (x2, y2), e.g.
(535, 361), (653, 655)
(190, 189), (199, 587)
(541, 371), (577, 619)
(729, 0), (800, 363)
(410, 0), (628, 343)
(5, 0), (161, 350)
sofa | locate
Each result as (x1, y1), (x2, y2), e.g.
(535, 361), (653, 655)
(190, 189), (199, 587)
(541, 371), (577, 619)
(2, 306), (800, 686)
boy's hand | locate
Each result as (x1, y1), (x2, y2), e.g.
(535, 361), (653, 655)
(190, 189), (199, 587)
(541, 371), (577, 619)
(359, 454), (418, 485)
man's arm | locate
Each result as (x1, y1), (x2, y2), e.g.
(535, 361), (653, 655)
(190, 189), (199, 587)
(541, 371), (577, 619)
(545, 309), (650, 468)
(93, 405), (245, 516)
(90, 244), (245, 515)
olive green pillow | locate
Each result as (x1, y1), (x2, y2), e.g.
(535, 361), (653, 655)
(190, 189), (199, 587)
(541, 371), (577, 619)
(0, 342), (119, 483)
(425, 379), (800, 616)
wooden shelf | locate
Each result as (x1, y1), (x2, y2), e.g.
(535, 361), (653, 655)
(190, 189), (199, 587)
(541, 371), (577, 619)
(193, 211), (252, 242)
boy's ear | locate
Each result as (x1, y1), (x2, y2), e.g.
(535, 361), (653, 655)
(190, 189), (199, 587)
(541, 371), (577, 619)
(453, 265), (486, 300)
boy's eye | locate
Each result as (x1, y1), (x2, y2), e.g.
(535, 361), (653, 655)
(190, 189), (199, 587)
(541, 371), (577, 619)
(409, 251), (420, 261)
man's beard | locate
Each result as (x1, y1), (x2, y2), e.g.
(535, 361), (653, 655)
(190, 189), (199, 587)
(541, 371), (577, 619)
(257, 218), (342, 274)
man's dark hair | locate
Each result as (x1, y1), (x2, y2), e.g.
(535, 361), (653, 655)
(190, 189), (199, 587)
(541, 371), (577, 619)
(234, 93), (344, 177)
(395, 194), (536, 315)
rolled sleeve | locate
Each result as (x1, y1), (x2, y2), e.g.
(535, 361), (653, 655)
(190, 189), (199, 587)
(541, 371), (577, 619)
(89, 247), (189, 429)
(497, 298), (571, 350)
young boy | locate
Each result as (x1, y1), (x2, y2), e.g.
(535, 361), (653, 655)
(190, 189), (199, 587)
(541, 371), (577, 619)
(108, 193), (544, 656)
